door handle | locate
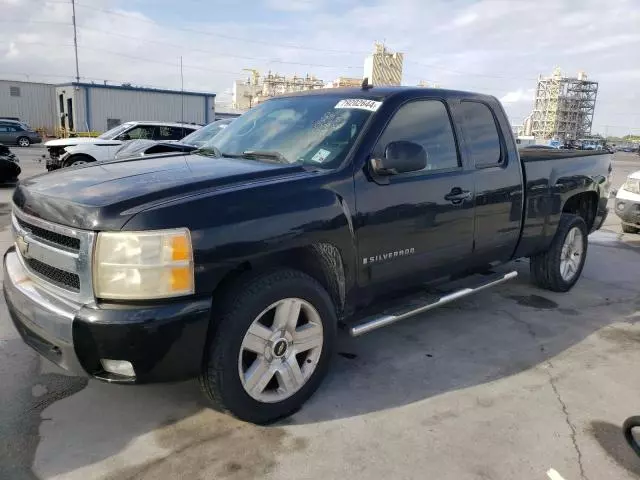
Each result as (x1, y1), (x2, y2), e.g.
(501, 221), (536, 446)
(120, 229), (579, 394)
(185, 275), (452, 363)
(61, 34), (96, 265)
(444, 188), (472, 203)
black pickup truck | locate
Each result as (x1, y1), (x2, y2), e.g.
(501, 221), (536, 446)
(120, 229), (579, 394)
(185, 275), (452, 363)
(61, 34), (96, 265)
(4, 87), (611, 423)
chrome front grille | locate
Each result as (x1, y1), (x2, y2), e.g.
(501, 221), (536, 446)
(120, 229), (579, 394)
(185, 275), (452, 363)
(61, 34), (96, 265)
(24, 257), (81, 290)
(11, 207), (96, 303)
(15, 216), (80, 251)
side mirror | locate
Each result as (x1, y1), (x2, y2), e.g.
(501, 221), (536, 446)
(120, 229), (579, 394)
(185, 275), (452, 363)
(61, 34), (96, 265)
(371, 140), (427, 176)
(117, 134), (131, 141)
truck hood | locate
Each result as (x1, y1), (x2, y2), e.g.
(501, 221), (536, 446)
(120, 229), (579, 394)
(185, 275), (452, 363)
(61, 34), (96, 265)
(13, 153), (306, 230)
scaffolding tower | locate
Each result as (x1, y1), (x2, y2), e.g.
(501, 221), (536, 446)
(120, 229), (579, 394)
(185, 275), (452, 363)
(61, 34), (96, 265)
(530, 68), (598, 142)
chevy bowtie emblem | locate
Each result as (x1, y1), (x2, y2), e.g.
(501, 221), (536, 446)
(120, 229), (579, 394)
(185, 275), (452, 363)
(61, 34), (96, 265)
(16, 235), (30, 259)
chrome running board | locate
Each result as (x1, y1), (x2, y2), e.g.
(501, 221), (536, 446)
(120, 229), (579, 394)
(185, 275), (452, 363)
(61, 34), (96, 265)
(349, 271), (518, 337)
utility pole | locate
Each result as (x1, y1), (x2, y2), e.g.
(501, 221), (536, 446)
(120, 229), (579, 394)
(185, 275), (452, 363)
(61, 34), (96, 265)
(71, 0), (80, 83)
(180, 56), (185, 135)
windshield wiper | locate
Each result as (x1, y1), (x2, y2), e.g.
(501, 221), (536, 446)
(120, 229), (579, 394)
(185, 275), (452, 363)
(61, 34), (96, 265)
(193, 145), (224, 157)
(241, 150), (290, 164)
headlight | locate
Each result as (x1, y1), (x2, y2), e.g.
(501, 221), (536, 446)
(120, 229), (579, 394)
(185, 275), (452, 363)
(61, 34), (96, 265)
(93, 228), (194, 300)
(622, 179), (640, 194)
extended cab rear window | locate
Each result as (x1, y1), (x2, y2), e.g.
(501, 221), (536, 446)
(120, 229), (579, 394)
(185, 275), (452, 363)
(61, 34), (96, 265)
(458, 101), (503, 168)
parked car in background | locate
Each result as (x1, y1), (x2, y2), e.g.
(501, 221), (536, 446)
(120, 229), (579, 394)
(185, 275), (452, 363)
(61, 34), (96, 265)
(45, 121), (200, 170)
(109, 118), (235, 161)
(0, 120), (42, 147)
(614, 170), (640, 233)
(0, 143), (21, 182)
(521, 145), (557, 150)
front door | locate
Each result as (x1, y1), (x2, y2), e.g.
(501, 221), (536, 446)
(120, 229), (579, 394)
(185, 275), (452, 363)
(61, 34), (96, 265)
(354, 98), (476, 291)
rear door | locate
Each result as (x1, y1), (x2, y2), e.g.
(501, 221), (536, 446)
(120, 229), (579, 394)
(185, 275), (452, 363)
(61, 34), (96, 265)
(453, 100), (523, 264)
(354, 98), (476, 289)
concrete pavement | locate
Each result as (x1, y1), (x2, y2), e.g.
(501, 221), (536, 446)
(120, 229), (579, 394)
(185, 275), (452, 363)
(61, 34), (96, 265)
(0, 150), (639, 480)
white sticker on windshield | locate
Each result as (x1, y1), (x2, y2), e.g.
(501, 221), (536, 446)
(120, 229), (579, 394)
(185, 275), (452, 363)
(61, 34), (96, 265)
(335, 99), (382, 112)
(311, 148), (331, 163)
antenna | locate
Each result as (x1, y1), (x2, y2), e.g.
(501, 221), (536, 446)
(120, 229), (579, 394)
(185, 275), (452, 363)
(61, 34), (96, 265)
(362, 77), (373, 90)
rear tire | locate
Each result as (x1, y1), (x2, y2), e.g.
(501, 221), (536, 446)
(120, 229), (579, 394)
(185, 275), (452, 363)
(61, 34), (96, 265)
(529, 214), (588, 292)
(622, 224), (639, 234)
(199, 269), (337, 424)
(17, 137), (30, 147)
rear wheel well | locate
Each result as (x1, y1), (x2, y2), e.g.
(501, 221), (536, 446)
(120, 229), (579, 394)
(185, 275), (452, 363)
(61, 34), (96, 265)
(562, 192), (598, 230)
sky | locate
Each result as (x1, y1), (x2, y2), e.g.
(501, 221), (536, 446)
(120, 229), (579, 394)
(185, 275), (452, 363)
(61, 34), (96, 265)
(1, 0), (639, 136)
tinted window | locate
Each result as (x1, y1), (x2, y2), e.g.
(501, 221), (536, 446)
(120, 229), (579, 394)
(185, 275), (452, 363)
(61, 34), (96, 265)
(156, 126), (187, 140)
(375, 100), (459, 172)
(124, 126), (155, 140)
(0, 126), (17, 132)
(459, 101), (502, 167)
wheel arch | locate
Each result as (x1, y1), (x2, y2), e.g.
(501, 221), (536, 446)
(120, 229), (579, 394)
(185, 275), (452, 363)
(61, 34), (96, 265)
(63, 153), (96, 167)
(561, 191), (599, 231)
(210, 242), (346, 317)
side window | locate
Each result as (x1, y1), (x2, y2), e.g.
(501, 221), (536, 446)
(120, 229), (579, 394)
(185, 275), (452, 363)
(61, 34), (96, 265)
(159, 127), (192, 140)
(375, 100), (459, 172)
(458, 101), (502, 167)
(125, 126), (154, 140)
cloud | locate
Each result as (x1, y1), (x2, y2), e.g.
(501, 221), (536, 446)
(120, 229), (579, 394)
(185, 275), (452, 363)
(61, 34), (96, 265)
(5, 42), (19, 59)
(452, 12), (478, 28)
(566, 34), (640, 54)
(501, 88), (535, 104)
(264, 0), (319, 11)
(1, 0), (639, 134)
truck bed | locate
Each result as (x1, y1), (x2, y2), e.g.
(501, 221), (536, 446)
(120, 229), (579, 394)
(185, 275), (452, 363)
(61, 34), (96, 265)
(515, 149), (611, 259)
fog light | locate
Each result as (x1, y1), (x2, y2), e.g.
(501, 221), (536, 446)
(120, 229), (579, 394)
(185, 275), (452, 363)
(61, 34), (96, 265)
(100, 359), (135, 377)
(617, 202), (625, 211)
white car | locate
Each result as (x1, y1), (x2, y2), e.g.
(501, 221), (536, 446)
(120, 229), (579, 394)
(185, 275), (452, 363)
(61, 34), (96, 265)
(45, 121), (200, 170)
(70, 118), (236, 165)
(614, 170), (640, 234)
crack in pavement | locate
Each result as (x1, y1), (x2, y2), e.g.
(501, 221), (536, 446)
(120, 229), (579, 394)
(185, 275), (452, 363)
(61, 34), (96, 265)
(500, 310), (590, 480)
(546, 359), (589, 480)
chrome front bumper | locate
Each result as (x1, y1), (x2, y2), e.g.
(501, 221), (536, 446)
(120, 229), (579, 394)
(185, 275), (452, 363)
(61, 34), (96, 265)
(3, 249), (86, 375)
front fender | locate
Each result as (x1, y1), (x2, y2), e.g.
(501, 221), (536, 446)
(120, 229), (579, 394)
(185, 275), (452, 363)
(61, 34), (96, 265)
(122, 170), (358, 298)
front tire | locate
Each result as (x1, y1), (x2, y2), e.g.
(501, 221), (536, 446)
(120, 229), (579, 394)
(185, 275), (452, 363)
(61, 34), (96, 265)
(622, 224), (639, 234)
(199, 269), (337, 424)
(530, 214), (588, 292)
(17, 136), (30, 147)
(64, 155), (94, 168)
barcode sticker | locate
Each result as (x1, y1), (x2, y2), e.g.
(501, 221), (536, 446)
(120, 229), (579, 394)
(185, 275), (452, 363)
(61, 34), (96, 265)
(335, 99), (382, 112)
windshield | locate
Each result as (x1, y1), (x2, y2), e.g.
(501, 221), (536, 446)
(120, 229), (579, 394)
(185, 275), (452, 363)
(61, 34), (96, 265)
(181, 119), (232, 147)
(99, 123), (133, 140)
(203, 95), (377, 168)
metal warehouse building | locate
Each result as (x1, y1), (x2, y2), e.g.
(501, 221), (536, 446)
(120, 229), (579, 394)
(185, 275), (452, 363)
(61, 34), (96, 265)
(56, 83), (216, 133)
(1, 79), (217, 135)
(0, 80), (57, 132)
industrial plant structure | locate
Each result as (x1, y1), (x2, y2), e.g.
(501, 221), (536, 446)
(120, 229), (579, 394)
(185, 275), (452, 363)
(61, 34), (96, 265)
(529, 69), (598, 142)
(232, 42), (405, 109)
(232, 70), (324, 110)
(364, 42), (403, 86)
